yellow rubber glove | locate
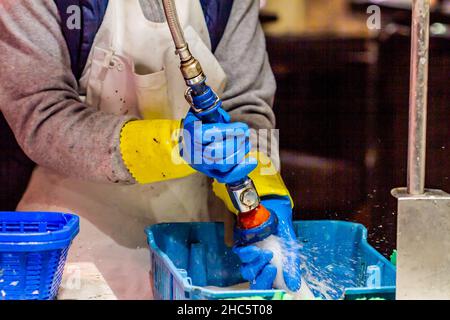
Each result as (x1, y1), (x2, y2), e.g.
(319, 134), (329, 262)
(212, 151), (294, 214)
(120, 120), (195, 184)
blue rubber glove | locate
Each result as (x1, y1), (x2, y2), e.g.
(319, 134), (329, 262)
(233, 196), (302, 292)
(180, 108), (257, 184)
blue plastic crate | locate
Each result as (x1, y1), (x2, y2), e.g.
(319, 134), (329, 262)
(146, 221), (396, 300)
(0, 211), (79, 300)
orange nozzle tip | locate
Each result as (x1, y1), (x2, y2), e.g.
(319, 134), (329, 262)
(237, 205), (271, 230)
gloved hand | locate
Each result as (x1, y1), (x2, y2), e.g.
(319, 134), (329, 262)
(180, 108), (257, 184)
(233, 195), (302, 292)
(212, 151), (299, 290)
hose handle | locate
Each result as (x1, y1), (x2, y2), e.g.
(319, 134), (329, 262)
(185, 85), (227, 124)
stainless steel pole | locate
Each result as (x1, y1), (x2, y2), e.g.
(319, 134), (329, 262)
(407, 0), (430, 195)
(393, 0), (450, 299)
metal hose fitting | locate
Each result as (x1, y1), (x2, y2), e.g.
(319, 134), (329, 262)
(162, 0), (206, 85)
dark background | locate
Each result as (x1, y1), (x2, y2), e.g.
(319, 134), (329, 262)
(0, 0), (449, 259)
(264, 0), (449, 257)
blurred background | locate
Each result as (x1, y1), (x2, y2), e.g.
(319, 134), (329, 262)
(261, 0), (449, 257)
(0, 0), (448, 259)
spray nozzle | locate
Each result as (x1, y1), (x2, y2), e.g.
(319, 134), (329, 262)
(237, 205), (271, 230)
(235, 205), (278, 245)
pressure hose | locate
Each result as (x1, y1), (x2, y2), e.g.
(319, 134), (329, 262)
(161, 0), (186, 51)
(162, 0), (207, 96)
(161, 0), (276, 243)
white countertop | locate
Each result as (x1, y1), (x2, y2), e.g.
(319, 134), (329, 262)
(58, 262), (117, 300)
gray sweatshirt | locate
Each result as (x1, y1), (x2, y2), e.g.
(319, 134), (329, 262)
(0, 0), (277, 184)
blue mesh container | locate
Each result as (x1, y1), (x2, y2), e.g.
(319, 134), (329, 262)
(146, 221), (396, 300)
(0, 212), (79, 300)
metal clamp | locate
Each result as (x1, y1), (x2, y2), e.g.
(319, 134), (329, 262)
(184, 87), (222, 115)
(227, 178), (261, 213)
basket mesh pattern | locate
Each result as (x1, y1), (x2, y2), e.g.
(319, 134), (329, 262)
(0, 214), (76, 301)
(0, 247), (70, 300)
(152, 253), (172, 300)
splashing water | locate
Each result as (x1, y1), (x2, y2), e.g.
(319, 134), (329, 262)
(206, 231), (365, 300)
(206, 234), (363, 300)
(255, 235), (315, 300)
(256, 235), (362, 300)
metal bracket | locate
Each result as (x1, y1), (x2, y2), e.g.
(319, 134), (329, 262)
(184, 87), (221, 115)
(393, 188), (450, 299)
(227, 179), (261, 213)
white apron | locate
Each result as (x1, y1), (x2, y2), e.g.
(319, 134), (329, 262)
(18, 0), (228, 300)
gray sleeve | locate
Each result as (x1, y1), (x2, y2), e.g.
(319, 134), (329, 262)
(0, 0), (135, 184)
(214, 0), (280, 167)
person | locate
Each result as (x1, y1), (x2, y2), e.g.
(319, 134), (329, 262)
(0, 0), (301, 299)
